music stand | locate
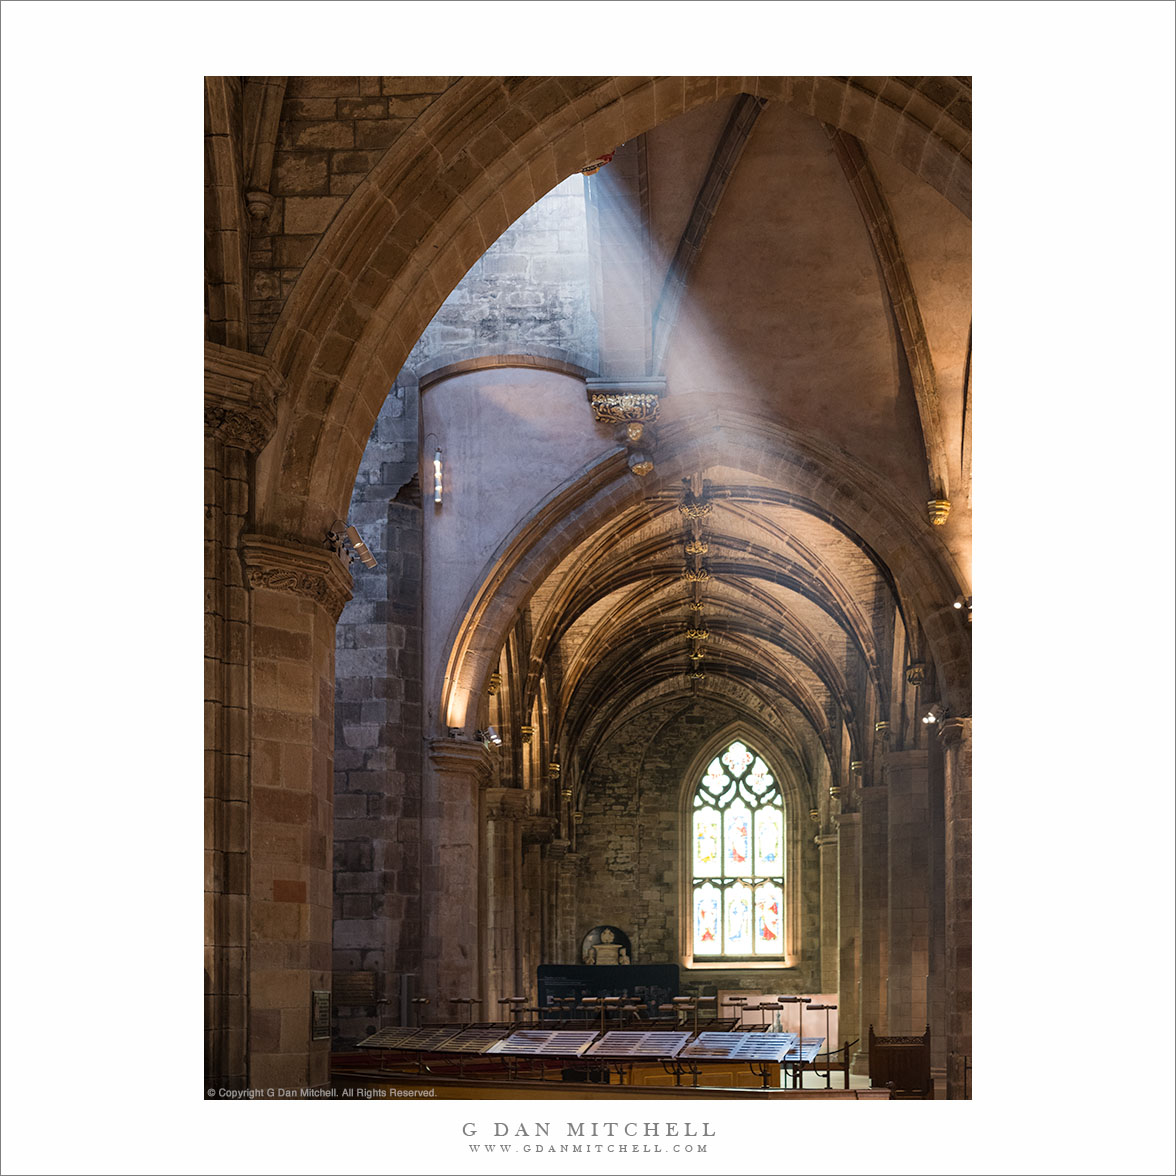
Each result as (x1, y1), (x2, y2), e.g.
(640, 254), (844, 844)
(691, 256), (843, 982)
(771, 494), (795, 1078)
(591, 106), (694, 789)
(807, 1003), (837, 1088)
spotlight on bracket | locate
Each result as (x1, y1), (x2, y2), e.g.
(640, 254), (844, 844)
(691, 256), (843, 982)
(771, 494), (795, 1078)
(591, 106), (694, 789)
(922, 703), (946, 726)
(476, 726), (503, 748)
(953, 594), (972, 619)
(328, 520), (378, 569)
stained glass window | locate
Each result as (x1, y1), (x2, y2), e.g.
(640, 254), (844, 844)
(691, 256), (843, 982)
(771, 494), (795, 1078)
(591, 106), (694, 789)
(690, 739), (784, 959)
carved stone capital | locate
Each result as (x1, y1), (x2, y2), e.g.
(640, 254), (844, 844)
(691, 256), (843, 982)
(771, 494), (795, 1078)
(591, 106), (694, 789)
(547, 838), (572, 859)
(240, 533), (353, 620)
(585, 377), (664, 424)
(927, 499), (952, 526)
(484, 787), (531, 821)
(905, 663), (926, 686)
(428, 738), (493, 783)
(815, 832), (838, 849)
(245, 190), (275, 224)
(204, 341), (284, 452)
(938, 716), (972, 748)
(522, 816), (558, 846)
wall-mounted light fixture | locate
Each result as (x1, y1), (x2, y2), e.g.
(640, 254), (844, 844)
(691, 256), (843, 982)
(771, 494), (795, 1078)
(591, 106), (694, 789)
(922, 703), (946, 726)
(953, 594), (972, 622)
(327, 520), (378, 569)
(422, 433), (444, 506)
(476, 726), (503, 748)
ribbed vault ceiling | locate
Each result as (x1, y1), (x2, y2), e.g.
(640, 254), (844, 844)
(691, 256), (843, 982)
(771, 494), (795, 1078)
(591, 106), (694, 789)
(519, 474), (898, 786)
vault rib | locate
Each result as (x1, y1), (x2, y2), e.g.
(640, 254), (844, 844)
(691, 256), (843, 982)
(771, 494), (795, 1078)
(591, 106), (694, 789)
(826, 126), (952, 505)
(652, 93), (768, 374)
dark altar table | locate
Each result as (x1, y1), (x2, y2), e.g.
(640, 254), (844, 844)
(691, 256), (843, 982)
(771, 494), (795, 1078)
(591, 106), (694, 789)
(537, 964), (679, 1015)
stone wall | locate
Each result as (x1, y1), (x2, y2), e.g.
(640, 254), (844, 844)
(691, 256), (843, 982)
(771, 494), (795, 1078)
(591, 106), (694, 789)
(408, 173), (597, 372)
(575, 697), (822, 995)
(331, 378), (423, 1044)
(250, 76), (452, 353)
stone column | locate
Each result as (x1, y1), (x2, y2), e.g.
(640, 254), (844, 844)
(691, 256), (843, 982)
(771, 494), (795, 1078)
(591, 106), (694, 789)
(425, 739), (490, 1015)
(927, 738), (948, 1086)
(523, 819), (557, 1003)
(204, 342), (282, 1093)
(483, 788), (530, 1009)
(853, 784), (889, 1074)
(816, 833), (839, 994)
(547, 841), (579, 964)
(836, 812), (861, 1061)
(241, 534), (352, 1092)
(940, 717), (972, 1099)
(886, 749), (931, 1035)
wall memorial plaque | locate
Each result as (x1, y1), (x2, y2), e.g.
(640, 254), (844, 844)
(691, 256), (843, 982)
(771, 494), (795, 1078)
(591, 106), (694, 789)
(580, 925), (632, 965)
(332, 971), (376, 1006)
(311, 990), (331, 1040)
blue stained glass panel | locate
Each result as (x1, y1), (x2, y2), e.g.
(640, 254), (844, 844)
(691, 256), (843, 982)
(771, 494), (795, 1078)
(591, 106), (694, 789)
(694, 883), (721, 954)
(725, 881), (752, 954)
(725, 800), (751, 876)
(755, 807), (782, 874)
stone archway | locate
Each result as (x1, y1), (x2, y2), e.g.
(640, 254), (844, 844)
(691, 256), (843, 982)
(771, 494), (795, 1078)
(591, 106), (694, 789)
(206, 75), (973, 1097)
(253, 76), (971, 545)
(437, 411), (971, 738)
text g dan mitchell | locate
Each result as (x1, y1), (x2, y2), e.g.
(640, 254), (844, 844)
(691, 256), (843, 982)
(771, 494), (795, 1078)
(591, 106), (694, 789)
(462, 1122), (715, 1139)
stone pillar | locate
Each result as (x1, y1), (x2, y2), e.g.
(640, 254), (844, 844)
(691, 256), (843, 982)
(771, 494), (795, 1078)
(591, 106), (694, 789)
(585, 139), (653, 378)
(241, 534), (352, 1092)
(331, 379), (424, 1046)
(425, 739), (490, 1015)
(483, 788), (530, 1009)
(816, 833), (839, 994)
(853, 784), (889, 1074)
(204, 342), (282, 1093)
(836, 812), (861, 1061)
(940, 717), (972, 1099)
(927, 736), (948, 1085)
(523, 819), (556, 1003)
(547, 842), (579, 964)
(886, 749), (931, 1035)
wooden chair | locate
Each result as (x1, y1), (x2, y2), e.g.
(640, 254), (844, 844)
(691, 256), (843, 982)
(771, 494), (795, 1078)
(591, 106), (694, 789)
(868, 1024), (932, 1098)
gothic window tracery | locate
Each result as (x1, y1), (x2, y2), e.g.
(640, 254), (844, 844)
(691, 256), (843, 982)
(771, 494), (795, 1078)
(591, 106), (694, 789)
(691, 739), (784, 959)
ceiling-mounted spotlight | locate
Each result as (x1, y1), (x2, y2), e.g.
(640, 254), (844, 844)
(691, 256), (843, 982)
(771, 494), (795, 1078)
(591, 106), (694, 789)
(328, 520), (378, 569)
(476, 726), (503, 748)
(922, 703), (946, 726)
